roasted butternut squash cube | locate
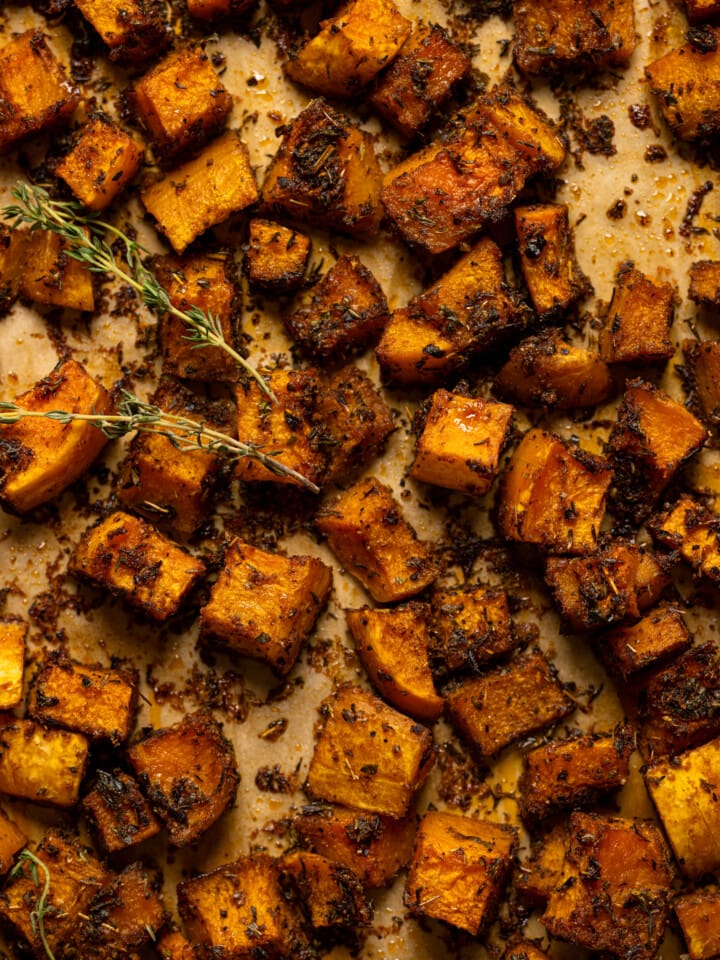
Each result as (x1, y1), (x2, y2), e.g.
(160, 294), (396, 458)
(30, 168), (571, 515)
(405, 811), (517, 934)
(281, 850), (373, 930)
(245, 219), (311, 295)
(684, 0), (720, 19)
(513, 0), (636, 74)
(141, 130), (258, 254)
(346, 604), (443, 723)
(0, 31), (78, 153)
(0, 618), (25, 711)
(646, 32), (720, 142)
(235, 368), (327, 489)
(69, 510), (206, 622)
(503, 941), (551, 960)
(56, 116), (144, 211)
(187, 0), (256, 19)
(411, 390), (513, 496)
(82, 768), (161, 853)
(683, 339), (720, 427)
(689, 259), (720, 305)
(514, 204), (591, 317)
(675, 886), (720, 960)
(376, 237), (524, 386)
(518, 725), (633, 824)
(0, 360), (111, 515)
(515, 823), (569, 905)
(609, 379), (707, 519)
(285, 0), (411, 97)
(0, 829), (109, 957)
(27, 652), (138, 746)
(446, 649), (574, 759)
(0, 225), (27, 312)
(645, 737), (720, 878)
(316, 477), (439, 603)
(295, 804), (417, 887)
(117, 379), (235, 534)
(307, 684), (434, 817)
(285, 255), (389, 360)
(370, 23), (470, 138)
(0, 810), (25, 878)
(603, 605), (691, 679)
(0, 719), (89, 807)
(74, 0), (171, 63)
(600, 263), (675, 364)
(131, 46), (232, 160)
(651, 496), (720, 584)
(498, 429), (612, 555)
(430, 585), (518, 679)
(20, 228), (95, 311)
(496, 330), (613, 409)
(128, 711), (239, 846)
(261, 99), (383, 236)
(157, 930), (198, 960)
(542, 812), (674, 958)
(179, 855), (309, 956)
(201, 540), (332, 675)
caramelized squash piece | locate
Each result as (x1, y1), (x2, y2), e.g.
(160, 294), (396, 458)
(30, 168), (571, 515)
(430, 585), (519, 679)
(600, 262), (675, 364)
(689, 260), (720, 305)
(281, 850), (373, 930)
(74, 0), (170, 63)
(650, 496), (720, 584)
(56, 115), (144, 211)
(675, 886), (720, 960)
(683, 338), (720, 427)
(245, 219), (311, 295)
(82, 768), (162, 854)
(0, 809), (25, 878)
(21, 228), (95, 311)
(603, 605), (691, 679)
(646, 30), (720, 142)
(0, 719), (89, 808)
(0, 618), (26, 711)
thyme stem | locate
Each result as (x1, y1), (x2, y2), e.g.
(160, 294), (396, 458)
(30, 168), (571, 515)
(10, 850), (55, 960)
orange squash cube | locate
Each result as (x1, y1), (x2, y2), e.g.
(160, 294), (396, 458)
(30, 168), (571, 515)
(74, 0), (170, 63)
(683, 338), (720, 427)
(0, 808), (25, 877)
(689, 260), (720, 305)
(430, 585), (519, 678)
(0, 719), (89, 808)
(245, 219), (311, 295)
(0, 618), (25, 710)
(603, 605), (691, 679)
(650, 496), (720, 584)
(157, 931), (198, 960)
(82, 768), (161, 854)
(646, 31), (720, 142)
(675, 887), (720, 960)
(21, 228), (95, 311)
(280, 850), (372, 930)
(0, 225), (28, 312)
(515, 823), (569, 906)
(600, 263), (675, 364)
(56, 115), (144, 210)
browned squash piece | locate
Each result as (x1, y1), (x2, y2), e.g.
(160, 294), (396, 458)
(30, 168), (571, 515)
(285, 0), (411, 97)
(74, 0), (170, 63)
(685, 0), (720, 19)
(405, 811), (517, 935)
(127, 711), (239, 846)
(675, 886), (720, 960)
(650, 496), (720, 584)
(683, 339), (720, 426)
(82, 768), (162, 854)
(0, 618), (26, 711)
(280, 850), (373, 930)
(370, 23), (470, 138)
(646, 30), (720, 142)
(262, 99), (383, 236)
(0, 360), (111, 515)
(0, 719), (89, 808)
(689, 260), (720, 304)
(498, 428), (612, 555)
(0, 31), (78, 153)
(157, 931), (199, 960)
(56, 115), (144, 211)
(515, 822), (570, 906)
(430, 585), (519, 679)
(307, 684), (434, 817)
(188, 0), (257, 19)
(502, 941), (552, 960)
(0, 225), (28, 312)
(21, 228), (95, 311)
(346, 604), (443, 723)
(0, 810), (25, 877)
(603, 605), (691, 679)
(316, 476), (439, 602)
(245, 219), (311, 295)
(69, 510), (206, 622)
(600, 262), (675, 364)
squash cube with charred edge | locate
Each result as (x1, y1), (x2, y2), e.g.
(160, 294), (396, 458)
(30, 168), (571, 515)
(430, 585), (519, 680)
(645, 736), (720, 878)
(141, 130), (259, 254)
(603, 605), (692, 679)
(411, 390), (514, 496)
(513, 0), (636, 74)
(545, 543), (670, 632)
(0, 360), (111, 515)
(56, 116), (144, 211)
(0, 719), (89, 808)
(685, 0), (720, 20)
(157, 930), (199, 960)
(608, 379), (708, 520)
(682, 339), (720, 427)
(446, 648), (575, 759)
(405, 811), (517, 935)
(650, 496), (720, 584)
(0, 31), (79, 153)
(689, 260), (720, 304)
(188, 0), (257, 19)
(285, 255), (389, 360)
(128, 711), (239, 846)
(542, 812), (675, 959)
(27, 652), (138, 747)
(261, 99), (383, 236)
(376, 237), (525, 386)
(74, 0), (170, 64)
(0, 225), (27, 312)
(20, 228), (95, 311)
(518, 724), (633, 824)
(316, 477), (439, 603)
(381, 86), (565, 254)
(502, 941), (552, 960)
(284, 0), (411, 97)
(245, 219), (311, 295)
(131, 46), (232, 160)
(117, 379), (236, 534)
(0, 618), (25, 711)
(646, 30), (720, 143)
(346, 604), (443, 723)
(69, 511), (206, 622)
(515, 822), (569, 906)
(178, 854), (311, 958)
(600, 263), (675, 364)
(675, 886), (720, 960)
(0, 829), (109, 958)
(514, 205), (592, 317)
(153, 251), (239, 382)
(0, 809), (25, 878)
(200, 540), (332, 676)
(370, 23), (471, 139)
(318, 365), (394, 484)
(307, 684), (434, 817)
(280, 850), (373, 931)
(82, 769), (162, 854)
(295, 803), (417, 887)
(496, 329), (613, 410)
(498, 429), (612, 556)
(235, 368), (327, 488)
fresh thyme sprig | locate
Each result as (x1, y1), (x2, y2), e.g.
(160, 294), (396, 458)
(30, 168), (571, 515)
(10, 850), (55, 960)
(0, 390), (320, 493)
(1, 182), (275, 402)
